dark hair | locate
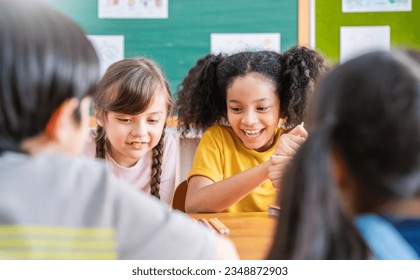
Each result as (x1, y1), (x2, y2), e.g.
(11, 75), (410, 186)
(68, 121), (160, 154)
(93, 58), (174, 199)
(268, 50), (420, 259)
(0, 0), (99, 154)
(176, 46), (329, 135)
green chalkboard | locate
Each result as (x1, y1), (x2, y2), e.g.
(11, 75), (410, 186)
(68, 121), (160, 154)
(47, 0), (298, 95)
(316, 1), (420, 63)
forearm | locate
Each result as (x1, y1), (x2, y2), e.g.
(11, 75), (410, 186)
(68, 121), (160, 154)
(185, 161), (271, 213)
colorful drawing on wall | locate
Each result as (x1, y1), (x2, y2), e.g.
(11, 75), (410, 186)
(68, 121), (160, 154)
(87, 35), (124, 76)
(210, 33), (281, 55)
(98, 0), (168, 18)
(342, 0), (412, 13)
(340, 26), (390, 63)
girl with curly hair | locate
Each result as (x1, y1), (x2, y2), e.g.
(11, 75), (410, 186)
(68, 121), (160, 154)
(177, 46), (329, 213)
(83, 58), (177, 205)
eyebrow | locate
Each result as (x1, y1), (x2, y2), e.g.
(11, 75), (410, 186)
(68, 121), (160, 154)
(114, 111), (164, 117)
(227, 98), (271, 103)
(144, 111), (165, 117)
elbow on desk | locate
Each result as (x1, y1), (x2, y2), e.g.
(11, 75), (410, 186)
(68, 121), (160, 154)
(185, 197), (224, 213)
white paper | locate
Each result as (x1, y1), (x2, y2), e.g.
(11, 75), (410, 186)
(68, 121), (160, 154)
(342, 0), (411, 13)
(98, 0), (168, 19)
(340, 26), (390, 63)
(87, 35), (124, 76)
(210, 33), (281, 55)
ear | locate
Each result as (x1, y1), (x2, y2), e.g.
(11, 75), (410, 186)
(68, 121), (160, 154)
(45, 98), (80, 142)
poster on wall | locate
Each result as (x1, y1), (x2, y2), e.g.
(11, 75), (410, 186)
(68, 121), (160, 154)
(87, 35), (124, 76)
(340, 26), (390, 63)
(342, 0), (412, 13)
(210, 33), (281, 55)
(98, 0), (168, 19)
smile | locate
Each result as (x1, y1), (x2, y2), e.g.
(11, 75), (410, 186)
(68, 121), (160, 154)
(243, 129), (263, 138)
(128, 142), (148, 148)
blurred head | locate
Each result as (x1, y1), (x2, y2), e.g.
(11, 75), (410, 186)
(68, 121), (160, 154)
(268, 50), (420, 260)
(311, 50), (420, 213)
(0, 0), (100, 154)
(93, 58), (174, 167)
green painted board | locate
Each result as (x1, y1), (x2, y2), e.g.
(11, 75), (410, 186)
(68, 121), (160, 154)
(47, 0), (298, 95)
(316, 0), (420, 63)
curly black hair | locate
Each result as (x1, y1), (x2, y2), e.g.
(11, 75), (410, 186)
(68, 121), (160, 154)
(176, 46), (329, 135)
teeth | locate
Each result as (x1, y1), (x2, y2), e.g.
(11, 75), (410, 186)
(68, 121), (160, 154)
(243, 129), (262, 138)
(130, 142), (147, 147)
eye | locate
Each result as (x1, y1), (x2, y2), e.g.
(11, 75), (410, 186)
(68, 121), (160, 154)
(229, 107), (243, 113)
(148, 119), (161, 124)
(117, 118), (132, 123)
(257, 106), (269, 112)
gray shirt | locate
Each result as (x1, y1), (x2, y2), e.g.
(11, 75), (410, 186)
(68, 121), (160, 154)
(0, 152), (215, 259)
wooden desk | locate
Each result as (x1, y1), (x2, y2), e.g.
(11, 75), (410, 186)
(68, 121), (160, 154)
(189, 212), (276, 260)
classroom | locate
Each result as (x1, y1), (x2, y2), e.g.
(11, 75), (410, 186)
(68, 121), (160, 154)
(1, 0), (420, 267)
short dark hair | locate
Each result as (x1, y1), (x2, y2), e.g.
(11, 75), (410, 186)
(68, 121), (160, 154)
(0, 0), (100, 153)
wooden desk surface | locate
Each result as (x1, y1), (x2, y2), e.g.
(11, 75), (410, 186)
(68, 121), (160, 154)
(189, 212), (276, 260)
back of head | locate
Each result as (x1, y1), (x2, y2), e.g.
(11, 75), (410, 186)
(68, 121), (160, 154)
(312, 50), (420, 202)
(269, 50), (420, 259)
(0, 0), (100, 153)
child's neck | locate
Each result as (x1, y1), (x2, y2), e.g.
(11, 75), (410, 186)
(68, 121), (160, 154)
(379, 198), (420, 218)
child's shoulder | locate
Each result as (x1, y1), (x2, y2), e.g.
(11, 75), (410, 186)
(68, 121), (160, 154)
(0, 152), (111, 194)
(202, 125), (238, 144)
(43, 153), (107, 178)
(205, 124), (231, 135)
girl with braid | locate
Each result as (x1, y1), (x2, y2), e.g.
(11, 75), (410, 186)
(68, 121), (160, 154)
(83, 58), (177, 206)
(177, 46), (329, 213)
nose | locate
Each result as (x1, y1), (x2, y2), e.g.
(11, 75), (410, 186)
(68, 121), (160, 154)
(131, 121), (147, 137)
(241, 110), (258, 126)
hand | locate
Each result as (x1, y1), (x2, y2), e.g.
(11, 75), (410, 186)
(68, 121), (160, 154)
(268, 154), (290, 190)
(268, 124), (308, 190)
(273, 123), (307, 156)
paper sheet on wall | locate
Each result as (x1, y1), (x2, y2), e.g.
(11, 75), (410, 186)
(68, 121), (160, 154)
(98, 0), (168, 19)
(87, 35), (124, 76)
(342, 0), (412, 13)
(340, 26), (390, 63)
(210, 33), (281, 55)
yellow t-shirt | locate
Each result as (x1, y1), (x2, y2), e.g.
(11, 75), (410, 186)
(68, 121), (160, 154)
(188, 125), (281, 213)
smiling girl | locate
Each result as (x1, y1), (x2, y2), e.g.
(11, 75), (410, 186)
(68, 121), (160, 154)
(177, 47), (329, 212)
(83, 58), (176, 205)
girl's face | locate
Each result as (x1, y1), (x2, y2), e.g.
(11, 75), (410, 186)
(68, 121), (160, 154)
(226, 72), (280, 152)
(98, 87), (168, 167)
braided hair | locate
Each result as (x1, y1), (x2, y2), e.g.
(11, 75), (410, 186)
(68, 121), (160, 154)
(93, 58), (174, 199)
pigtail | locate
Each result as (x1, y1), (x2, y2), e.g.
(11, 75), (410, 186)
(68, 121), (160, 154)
(150, 127), (165, 199)
(95, 125), (107, 159)
(268, 122), (369, 259)
(280, 46), (329, 130)
(177, 54), (224, 136)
